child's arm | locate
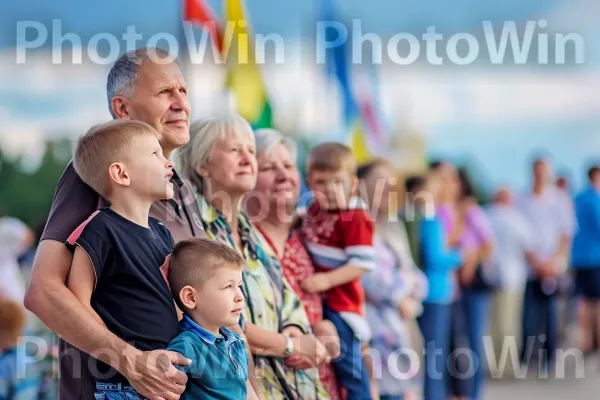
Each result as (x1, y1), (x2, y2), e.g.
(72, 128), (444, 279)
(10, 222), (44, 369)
(66, 246), (105, 327)
(303, 209), (375, 293)
(302, 266), (367, 293)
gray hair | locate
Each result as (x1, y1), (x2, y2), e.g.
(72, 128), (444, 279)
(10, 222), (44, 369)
(106, 48), (176, 119)
(254, 128), (297, 162)
(175, 114), (254, 194)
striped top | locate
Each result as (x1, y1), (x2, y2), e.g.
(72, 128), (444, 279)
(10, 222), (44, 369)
(300, 200), (375, 316)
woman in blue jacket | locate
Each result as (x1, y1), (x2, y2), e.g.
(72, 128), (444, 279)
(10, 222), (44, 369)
(405, 173), (467, 400)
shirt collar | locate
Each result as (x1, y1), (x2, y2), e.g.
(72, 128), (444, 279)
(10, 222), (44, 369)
(180, 314), (235, 345)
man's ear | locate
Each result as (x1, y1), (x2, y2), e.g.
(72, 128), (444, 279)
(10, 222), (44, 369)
(111, 96), (131, 120)
(108, 162), (130, 188)
(179, 285), (197, 310)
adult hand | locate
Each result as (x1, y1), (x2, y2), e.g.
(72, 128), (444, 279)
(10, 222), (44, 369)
(122, 349), (191, 400)
(290, 334), (328, 368)
(301, 273), (331, 294)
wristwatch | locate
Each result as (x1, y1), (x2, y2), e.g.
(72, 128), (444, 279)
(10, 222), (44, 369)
(282, 335), (294, 358)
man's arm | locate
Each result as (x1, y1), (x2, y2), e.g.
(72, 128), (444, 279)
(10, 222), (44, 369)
(25, 240), (189, 398)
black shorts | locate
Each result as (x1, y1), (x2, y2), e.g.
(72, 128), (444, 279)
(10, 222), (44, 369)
(575, 268), (600, 300)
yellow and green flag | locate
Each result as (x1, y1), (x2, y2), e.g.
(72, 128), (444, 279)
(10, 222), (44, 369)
(223, 0), (273, 128)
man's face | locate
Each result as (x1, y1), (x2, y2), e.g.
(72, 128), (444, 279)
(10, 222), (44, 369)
(120, 60), (191, 156)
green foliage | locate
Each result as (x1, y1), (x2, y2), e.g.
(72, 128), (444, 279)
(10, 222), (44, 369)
(0, 139), (71, 227)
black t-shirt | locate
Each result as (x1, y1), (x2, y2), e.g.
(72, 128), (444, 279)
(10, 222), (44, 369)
(66, 207), (179, 384)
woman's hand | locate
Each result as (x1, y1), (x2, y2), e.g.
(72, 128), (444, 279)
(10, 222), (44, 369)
(281, 327), (328, 368)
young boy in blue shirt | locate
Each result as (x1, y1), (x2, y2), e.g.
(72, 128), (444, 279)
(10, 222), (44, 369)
(167, 238), (259, 400)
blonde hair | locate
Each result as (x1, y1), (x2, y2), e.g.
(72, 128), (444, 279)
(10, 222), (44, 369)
(0, 300), (26, 341)
(168, 238), (245, 312)
(307, 142), (356, 176)
(176, 114), (254, 193)
(73, 120), (159, 199)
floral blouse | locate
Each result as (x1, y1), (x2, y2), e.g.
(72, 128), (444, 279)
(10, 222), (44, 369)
(195, 194), (331, 400)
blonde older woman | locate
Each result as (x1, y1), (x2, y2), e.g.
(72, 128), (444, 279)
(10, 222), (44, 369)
(245, 128), (344, 400)
(176, 115), (331, 400)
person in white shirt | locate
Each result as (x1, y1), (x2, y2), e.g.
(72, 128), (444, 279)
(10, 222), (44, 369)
(517, 157), (576, 372)
(0, 214), (33, 302)
(485, 187), (538, 376)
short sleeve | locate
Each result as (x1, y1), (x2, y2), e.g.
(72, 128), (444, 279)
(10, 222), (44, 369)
(66, 212), (112, 284)
(167, 334), (198, 376)
(339, 210), (375, 270)
(41, 162), (103, 243)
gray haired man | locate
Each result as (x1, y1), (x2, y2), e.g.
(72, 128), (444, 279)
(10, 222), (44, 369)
(25, 48), (222, 400)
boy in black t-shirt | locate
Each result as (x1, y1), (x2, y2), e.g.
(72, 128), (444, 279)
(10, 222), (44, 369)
(65, 120), (186, 399)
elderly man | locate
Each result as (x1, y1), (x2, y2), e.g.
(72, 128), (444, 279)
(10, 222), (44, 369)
(24, 48), (253, 400)
(517, 157), (576, 373)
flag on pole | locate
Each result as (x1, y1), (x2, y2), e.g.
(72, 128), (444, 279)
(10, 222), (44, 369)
(319, 0), (372, 161)
(223, 0), (273, 128)
(183, 0), (273, 129)
(184, 0), (223, 55)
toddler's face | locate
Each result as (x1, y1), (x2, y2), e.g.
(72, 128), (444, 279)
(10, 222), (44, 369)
(189, 267), (245, 331)
(308, 169), (356, 210)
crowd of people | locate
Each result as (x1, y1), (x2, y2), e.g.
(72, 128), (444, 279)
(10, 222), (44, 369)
(0, 47), (598, 400)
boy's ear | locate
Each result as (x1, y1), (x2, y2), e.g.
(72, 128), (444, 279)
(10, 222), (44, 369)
(179, 286), (197, 310)
(108, 162), (130, 188)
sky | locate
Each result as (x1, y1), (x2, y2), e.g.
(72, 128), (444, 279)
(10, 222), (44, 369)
(1, 0), (599, 192)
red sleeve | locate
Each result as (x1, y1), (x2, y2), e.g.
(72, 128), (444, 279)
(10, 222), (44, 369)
(40, 162), (103, 243)
(338, 209), (375, 269)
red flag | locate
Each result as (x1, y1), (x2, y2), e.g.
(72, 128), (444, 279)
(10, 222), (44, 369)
(184, 0), (223, 53)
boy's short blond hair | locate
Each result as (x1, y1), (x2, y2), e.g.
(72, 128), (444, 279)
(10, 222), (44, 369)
(168, 238), (245, 312)
(0, 300), (26, 341)
(307, 142), (357, 176)
(73, 120), (159, 198)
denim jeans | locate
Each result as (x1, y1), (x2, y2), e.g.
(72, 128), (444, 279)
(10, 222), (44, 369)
(417, 302), (451, 400)
(324, 307), (373, 400)
(95, 382), (146, 400)
(520, 280), (558, 369)
(461, 287), (492, 400)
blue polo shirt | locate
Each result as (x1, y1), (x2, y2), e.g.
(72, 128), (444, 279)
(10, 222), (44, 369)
(167, 315), (248, 400)
(572, 187), (600, 269)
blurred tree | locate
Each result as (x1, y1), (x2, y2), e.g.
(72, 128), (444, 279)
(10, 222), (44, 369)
(0, 139), (71, 227)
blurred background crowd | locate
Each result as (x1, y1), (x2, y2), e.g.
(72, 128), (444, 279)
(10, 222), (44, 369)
(2, 0), (599, 399)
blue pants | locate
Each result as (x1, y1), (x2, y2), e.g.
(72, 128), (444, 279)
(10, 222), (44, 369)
(461, 287), (492, 400)
(520, 280), (558, 369)
(324, 308), (372, 400)
(417, 302), (451, 400)
(95, 383), (146, 400)
(380, 396), (403, 400)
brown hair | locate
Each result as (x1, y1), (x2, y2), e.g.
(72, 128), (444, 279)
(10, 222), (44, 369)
(0, 300), (26, 342)
(168, 238), (245, 312)
(307, 142), (357, 176)
(73, 120), (159, 198)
